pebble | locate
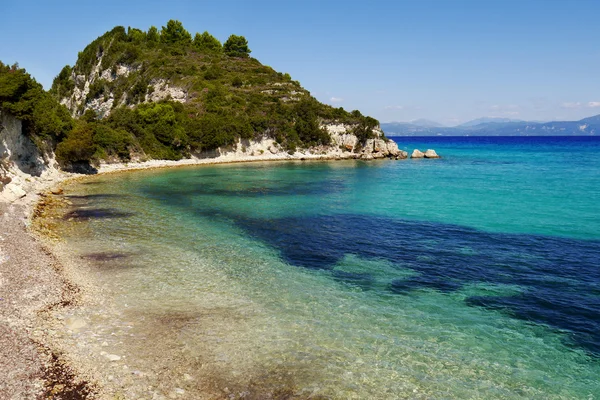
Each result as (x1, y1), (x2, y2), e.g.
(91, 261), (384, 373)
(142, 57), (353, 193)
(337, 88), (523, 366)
(105, 353), (121, 361)
(65, 317), (87, 330)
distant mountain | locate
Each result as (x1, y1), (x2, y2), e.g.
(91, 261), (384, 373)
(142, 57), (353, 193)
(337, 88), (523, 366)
(580, 114), (600, 124)
(457, 117), (524, 127)
(379, 122), (437, 135)
(410, 119), (445, 128)
(381, 114), (600, 136)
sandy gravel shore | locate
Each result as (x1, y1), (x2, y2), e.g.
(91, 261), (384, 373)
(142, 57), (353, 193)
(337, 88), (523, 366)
(0, 153), (343, 399)
(0, 150), (406, 399)
(0, 199), (95, 399)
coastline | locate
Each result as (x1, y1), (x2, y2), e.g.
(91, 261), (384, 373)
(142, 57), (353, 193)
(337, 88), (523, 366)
(0, 149), (404, 399)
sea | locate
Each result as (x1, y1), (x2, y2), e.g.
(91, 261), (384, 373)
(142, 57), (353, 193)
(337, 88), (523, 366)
(54, 136), (600, 399)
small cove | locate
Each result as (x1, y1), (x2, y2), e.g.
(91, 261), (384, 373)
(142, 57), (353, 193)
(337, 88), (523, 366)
(46, 138), (600, 398)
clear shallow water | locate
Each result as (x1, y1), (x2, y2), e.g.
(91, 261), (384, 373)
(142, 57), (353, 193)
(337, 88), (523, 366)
(57, 137), (600, 398)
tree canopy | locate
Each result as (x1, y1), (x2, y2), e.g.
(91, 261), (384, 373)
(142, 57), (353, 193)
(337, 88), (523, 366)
(0, 61), (72, 145)
(223, 35), (251, 57)
(160, 20), (192, 45)
(194, 31), (222, 52)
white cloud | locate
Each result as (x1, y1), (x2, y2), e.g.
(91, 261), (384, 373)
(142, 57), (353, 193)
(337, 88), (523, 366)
(561, 102), (583, 109)
(561, 101), (600, 109)
(490, 104), (518, 111)
(384, 105), (404, 110)
(490, 111), (520, 117)
(330, 97), (343, 103)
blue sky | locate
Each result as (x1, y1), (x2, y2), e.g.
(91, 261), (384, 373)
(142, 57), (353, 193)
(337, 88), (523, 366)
(2, 0), (599, 125)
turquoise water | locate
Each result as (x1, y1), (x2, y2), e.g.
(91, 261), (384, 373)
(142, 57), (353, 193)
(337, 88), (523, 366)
(58, 137), (600, 398)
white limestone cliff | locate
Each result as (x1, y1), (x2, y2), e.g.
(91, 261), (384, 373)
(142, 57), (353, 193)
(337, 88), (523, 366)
(0, 111), (67, 203)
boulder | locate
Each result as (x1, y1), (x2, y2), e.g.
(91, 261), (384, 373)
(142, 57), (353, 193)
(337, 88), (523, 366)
(411, 149), (425, 158)
(396, 150), (408, 160)
(424, 149), (440, 158)
(385, 141), (401, 157)
(1, 183), (26, 202)
(269, 146), (278, 154)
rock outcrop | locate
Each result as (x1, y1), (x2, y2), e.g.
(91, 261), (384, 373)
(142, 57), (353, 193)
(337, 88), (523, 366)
(424, 149), (440, 158)
(0, 111), (64, 203)
(411, 149), (425, 158)
(411, 149), (440, 159)
(324, 124), (405, 160)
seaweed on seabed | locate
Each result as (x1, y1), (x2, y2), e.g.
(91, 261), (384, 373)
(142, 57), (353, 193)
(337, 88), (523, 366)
(42, 352), (95, 399)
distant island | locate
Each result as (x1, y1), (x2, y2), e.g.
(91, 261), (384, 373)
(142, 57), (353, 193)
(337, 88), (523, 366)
(382, 114), (600, 136)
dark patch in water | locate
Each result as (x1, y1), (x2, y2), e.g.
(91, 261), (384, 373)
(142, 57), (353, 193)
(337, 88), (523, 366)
(67, 194), (127, 200)
(227, 213), (600, 356)
(142, 177), (346, 200)
(81, 252), (130, 262)
(391, 275), (462, 293)
(63, 208), (134, 220)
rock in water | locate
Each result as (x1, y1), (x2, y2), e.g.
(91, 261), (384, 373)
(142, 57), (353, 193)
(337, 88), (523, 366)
(424, 149), (440, 158)
(397, 150), (408, 160)
(411, 149), (425, 158)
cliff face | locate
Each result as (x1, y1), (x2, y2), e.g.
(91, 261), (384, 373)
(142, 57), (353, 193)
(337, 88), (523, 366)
(0, 111), (61, 202)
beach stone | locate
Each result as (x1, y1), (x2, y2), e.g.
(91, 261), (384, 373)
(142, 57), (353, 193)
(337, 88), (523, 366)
(411, 149), (425, 158)
(269, 146), (278, 154)
(65, 317), (87, 330)
(424, 149), (440, 158)
(3, 183), (26, 201)
(105, 354), (121, 361)
(50, 187), (64, 195)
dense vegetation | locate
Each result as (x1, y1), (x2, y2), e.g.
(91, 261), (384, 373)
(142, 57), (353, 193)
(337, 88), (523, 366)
(3, 20), (381, 170)
(0, 62), (72, 152)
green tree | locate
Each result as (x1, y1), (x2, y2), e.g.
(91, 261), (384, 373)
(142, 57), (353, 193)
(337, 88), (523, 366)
(193, 31), (222, 52)
(0, 61), (72, 143)
(127, 27), (146, 43)
(55, 122), (96, 165)
(223, 35), (251, 57)
(147, 26), (160, 43)
(160, 20), (192, 45)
